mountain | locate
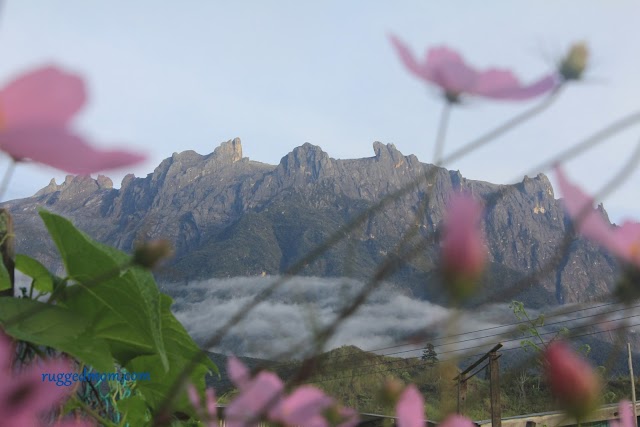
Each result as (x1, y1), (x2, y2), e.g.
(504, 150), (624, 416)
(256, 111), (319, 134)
(3, 138), (619, 308)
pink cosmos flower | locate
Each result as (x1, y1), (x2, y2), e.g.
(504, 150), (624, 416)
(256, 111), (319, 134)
(396, 384), (425, 427)
(226, 370), (284, 427)
(555, 166), (640, 267)
(389, 35), (558, 102)
(227, 356), (251, 390)
(610, 401), (635, 427)
(395, 385), (474, 427)
(441, 193), (487, 299)
(544, 341), (601, 419)
(0, 65), (145, 174)
(225, 357), (355, 427)
(270, 385), (334, 427)
(187, 384), (217, 427)
(0, 330), (94, 426)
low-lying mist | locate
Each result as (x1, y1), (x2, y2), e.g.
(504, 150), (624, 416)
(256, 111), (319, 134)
(162, 276), (556, 360)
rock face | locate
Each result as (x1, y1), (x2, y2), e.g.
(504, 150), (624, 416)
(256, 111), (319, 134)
(3, 138), (620, 308)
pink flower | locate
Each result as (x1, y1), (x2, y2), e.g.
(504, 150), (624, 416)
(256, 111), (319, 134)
(0, 330), (93, 426)
(554, 166), (640, 267)
(389, 35), (558, 102)
(396, 385), (425, 427)
(0, 65), (145, 174)
(610, 401), (635, 427)
(187, 384), (217, 427)
(441, 193), (487, 299)
(544, 341), (601, 419)
(270, 386), (334, 427)
(225, 357), (355, 427)
(226, 370), (284, 427)
(227, 356), (251, 390)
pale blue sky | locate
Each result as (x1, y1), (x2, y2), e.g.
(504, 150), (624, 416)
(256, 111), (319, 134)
(1, 1), (639, 223)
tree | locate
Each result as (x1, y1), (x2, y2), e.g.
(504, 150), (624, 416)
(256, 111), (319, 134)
(421, 343), (439, 367)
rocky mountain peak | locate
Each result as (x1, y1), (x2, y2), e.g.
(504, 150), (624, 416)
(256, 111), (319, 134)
(212, 137), (243, 163)
(34, 175), (113, 197)
(515, 173), (555, 205)
(277, 143), (330, 181)
(5, 138), (620, 309)
(373, 141), (401, 161)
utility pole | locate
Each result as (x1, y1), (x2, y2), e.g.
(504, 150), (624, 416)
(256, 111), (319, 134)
(489, 350), (502, 427)
(457, 372), (467, 414)
(454, 343), (502, 422)
(628, 343), (638, 427)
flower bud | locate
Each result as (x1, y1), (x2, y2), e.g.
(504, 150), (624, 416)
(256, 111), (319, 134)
(544, 341), (602, 419)
(395, 384), (425, 427)
(132, 239), (173, 269)
(559, 42), (588, 81)
(440, 193), (487, 300)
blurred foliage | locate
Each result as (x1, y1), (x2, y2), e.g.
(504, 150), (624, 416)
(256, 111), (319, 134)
(1, 210), (217, 425)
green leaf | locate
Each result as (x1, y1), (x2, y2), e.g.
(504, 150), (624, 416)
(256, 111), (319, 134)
(116, 395), (151, 426)
(15, 254), (54, 293)
(0, 262), (10, 292)
(39, 210), (168, 371)
(0, 297), (113, 371)
(126, 294), (217, 414)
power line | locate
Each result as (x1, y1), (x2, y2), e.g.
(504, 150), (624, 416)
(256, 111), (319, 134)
(275, 309), (640, 382)
(265, 301), (640, 379)
(305, 318), (640, 385)
(264, 299), (625, 372)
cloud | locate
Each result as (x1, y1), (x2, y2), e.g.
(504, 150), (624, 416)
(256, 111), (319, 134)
(165, 276), (508, 359)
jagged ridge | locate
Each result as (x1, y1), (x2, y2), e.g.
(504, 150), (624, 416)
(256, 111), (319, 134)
(3, 138), (619, 308)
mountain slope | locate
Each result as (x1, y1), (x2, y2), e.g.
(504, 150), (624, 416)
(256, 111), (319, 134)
(4, 138), (619, 308)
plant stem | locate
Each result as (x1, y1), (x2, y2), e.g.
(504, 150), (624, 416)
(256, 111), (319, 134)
(0, 160), (15, 202)
(434, 102), (452, 166)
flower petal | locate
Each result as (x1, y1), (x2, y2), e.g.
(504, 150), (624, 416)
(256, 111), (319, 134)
(225, 371), (283, 426)
(476, 72), (558, 100)
(389, 35), (433, 82)
(390, 35), (556, 101)
(0, 358), (75, 424)
(441, 193), (487, 295)
(554, 166), (629, 260)
(0, 66), (86, 127)
(612, 400), (635, 427)
(0, 126), (145, 174)
(427, 48), (477, 93)
(270, 386), (333, 425)
(205, 388), (218, 426)
(187, 384), (202, 414)
(544, 341), (601, 418)
(396, 384), (425, 427)
(227, 356), (250, 390)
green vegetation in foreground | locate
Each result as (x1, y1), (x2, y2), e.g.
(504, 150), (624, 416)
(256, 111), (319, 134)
(212, 345), (638, 421)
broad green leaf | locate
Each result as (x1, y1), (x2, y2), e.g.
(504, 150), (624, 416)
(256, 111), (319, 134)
(39, 210), (168, 371)
(61, 283), (155, 363)
(126, 294), (217, 414)
(0, 262), (10, 292)
(15, 254), (54, 293)
(0, 297), (113, 371)
(116, 395), (151, 426)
